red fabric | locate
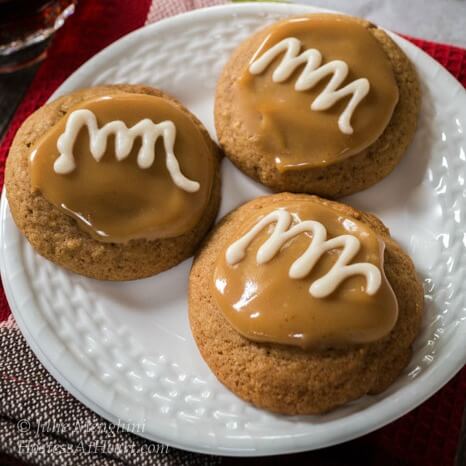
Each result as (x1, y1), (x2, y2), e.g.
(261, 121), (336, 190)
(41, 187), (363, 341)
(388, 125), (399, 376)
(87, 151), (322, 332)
(0, 1), (464, 464)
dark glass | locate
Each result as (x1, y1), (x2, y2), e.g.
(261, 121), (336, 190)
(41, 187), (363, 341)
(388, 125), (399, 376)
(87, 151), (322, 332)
(0, 0), (76, 73)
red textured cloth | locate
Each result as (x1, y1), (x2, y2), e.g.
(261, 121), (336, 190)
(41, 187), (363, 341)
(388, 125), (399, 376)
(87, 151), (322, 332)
(0, 1), (464, 465)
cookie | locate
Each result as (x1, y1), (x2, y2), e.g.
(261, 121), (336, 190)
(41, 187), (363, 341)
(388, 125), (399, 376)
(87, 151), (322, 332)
(189, 193), (424, 414)
(6, 84), (221, 280)
(215, 14), (420, 197)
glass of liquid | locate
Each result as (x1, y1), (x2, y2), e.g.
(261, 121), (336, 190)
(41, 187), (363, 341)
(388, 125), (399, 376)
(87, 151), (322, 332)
(0, 0), (77, 73)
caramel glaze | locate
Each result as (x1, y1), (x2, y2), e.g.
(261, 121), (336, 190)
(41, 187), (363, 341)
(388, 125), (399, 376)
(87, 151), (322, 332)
(30, 94), (215, 243)
(235, 14), (399, 171)
(213, 199), (398, 350)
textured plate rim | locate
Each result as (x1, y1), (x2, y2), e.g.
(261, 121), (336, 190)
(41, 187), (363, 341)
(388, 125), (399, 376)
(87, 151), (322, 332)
(1, 2), (465, 457)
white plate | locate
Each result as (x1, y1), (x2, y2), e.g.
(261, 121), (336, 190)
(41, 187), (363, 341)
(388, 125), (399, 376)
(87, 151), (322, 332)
(1, 3), (465, 457)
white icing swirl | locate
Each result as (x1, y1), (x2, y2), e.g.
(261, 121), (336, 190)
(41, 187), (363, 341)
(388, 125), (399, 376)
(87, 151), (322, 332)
(53, 109), (200, 193)
(249, 37), (370, 135)
(225, 208), (381, 298)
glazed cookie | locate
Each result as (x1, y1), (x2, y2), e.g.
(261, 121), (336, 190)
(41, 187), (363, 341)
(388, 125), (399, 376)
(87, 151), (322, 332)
(189, 193), (424, 414)
(215, 14), (420, 197)
(6, 84), (221, 280)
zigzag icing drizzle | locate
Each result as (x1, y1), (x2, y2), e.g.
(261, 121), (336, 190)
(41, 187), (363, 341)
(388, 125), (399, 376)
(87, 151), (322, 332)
(53, 109), (200, 193)
(249, 37), (370, 135)
(226, 208), (381, 298)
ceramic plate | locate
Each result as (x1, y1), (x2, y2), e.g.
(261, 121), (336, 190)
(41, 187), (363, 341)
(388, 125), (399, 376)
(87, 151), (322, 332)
(1, 3), (465, 457)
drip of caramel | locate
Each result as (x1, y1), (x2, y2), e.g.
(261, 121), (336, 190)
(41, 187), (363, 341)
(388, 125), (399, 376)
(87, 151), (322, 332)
(235, 14), (399, 171)
(30, 94), (215, 243)
(213, 199), (398, 349)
